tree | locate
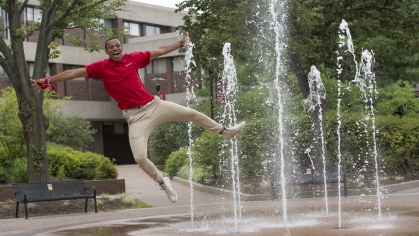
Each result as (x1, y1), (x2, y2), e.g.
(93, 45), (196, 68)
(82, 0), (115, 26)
(0, 0), (125, 182)
(175, 0), (419, 175)
(176, 0), (273, 87)
(287, 0), (419, 99)
(285, 0), (419, 167)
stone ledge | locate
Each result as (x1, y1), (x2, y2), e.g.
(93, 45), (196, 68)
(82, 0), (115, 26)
(171, 176), (419, 201)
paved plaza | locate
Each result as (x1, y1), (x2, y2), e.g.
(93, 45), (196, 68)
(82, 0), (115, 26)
(0, 165), (418, 236)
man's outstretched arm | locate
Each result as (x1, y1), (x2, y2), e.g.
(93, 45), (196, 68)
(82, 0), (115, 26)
(150, 32), (190, 61)
(31, 68), (88, 91)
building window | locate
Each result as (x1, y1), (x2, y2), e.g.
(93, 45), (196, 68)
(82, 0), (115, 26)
(146, 25), (160, 36)
(27, 62), (50, 77)
(25, 6), (42, 22)
(3, 8), (10, 40)
(0, 65), (5, 76)
(28, 63), (34, 77)
(124, 21), (141, 36)
(92, 18), (112, 31)
(173, 57), (185, 72)
(145, 59), (166, 75)
(138, 68), (145, 83)
(63, 65), (85, 81)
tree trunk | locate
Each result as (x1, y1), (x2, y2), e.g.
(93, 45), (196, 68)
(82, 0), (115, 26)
(18, 89), (50, 182)
(4, 0), (51, 182)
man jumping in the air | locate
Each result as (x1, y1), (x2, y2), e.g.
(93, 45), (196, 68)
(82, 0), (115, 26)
(32, 32), (245, 203)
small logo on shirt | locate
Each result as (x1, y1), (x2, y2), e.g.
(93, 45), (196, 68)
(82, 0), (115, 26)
(125, 62), (132, 67)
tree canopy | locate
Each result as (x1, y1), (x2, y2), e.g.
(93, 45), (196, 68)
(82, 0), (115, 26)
(176, 0), (419, 96)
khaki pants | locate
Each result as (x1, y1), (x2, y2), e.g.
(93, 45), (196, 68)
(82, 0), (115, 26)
(125, 97), (224, 183)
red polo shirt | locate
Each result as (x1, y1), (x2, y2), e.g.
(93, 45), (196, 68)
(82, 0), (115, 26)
(85, 51), (155, 110)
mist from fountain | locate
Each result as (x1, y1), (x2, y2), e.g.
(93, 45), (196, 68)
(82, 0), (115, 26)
(220, 42), (242, 233)
(336, 26), (345, 229)
(338, 19), (382, 218)
(302, 66), (328, 215)
(270, 0), (288, 224)
(184, 42), (197, 227)
(359, 49), (382, 218)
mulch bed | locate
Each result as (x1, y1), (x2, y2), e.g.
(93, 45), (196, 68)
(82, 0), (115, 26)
(0, 197), (149, 220)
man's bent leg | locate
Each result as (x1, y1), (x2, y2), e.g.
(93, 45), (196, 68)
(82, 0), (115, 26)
(128, 122), (164, 183)
(152, 98), (224, 134)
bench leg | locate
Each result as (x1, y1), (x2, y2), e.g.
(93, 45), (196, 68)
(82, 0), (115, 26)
(15, 202), (19, 218)
(93, 187), (97, 213)
(23, 194), (29, 219)
(94, 197), (97, 213)
(344, 181), (348, 197)
(85, 198), (88, 213)
(24, 202), (28, 219)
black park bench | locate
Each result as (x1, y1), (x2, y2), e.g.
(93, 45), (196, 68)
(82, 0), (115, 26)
(12, 179), (97, 219)
(270, 164), (348, 199)
(289, 164), (348, 197)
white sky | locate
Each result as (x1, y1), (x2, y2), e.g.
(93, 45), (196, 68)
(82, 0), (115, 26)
(130, 0), (182, 9)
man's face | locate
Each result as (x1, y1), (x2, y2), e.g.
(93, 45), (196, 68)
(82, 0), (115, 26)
(105, 39), (123, 61)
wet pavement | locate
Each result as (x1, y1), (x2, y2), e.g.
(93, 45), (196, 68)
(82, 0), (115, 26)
(0, 165), (418, 236)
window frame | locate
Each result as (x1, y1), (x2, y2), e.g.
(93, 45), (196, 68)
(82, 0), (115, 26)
(173, 57), (185, 72)
(92, 18), (112, 31)
(145, 25), (161, 36)
(123, 21), (141, 36)
(63, 65), (85, 81)
(145, 59), (167, 75)
(25, 6), (42, 23)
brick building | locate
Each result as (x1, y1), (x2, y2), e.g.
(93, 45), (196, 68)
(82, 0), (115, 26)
(0, 1), (198, 164)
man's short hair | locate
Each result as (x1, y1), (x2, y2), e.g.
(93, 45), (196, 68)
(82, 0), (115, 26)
(105, 37), (122, 49)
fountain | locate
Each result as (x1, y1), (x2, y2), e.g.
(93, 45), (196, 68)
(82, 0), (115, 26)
(338, 19), (382, 220)
(270, 0), (288, 224)
(302, 66), (328, 215)
(40, 3), (419, 236)
(220, 42), (242, 232)
(184, 42), (197, 227)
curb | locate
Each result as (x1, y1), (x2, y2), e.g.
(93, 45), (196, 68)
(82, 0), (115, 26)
(171, 176), (419, 201)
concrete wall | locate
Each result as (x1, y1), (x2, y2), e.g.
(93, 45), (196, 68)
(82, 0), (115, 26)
(118, 1), (186, 26)
(62, 93), (188, 121)
(62, 100), (125, 121)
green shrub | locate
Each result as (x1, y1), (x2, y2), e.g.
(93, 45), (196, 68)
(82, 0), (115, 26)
(69, 167), (95, 180)
(57, 165), (66, 180)
(10, 158), (28, 183)
(324, 111), (419, 175)
(192, 131), (223, 177)
(47, 142), (118, 180)
(375, 115), (419, 174)
(164, 148), (188, 177)
(0, 87), (26, 166)
(149, 121), (203, 166)
(0, 168), (9, 183)
(177, 164), (212, 182)
(47, 116), (96, 152)
(237, 117), (280, 181)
